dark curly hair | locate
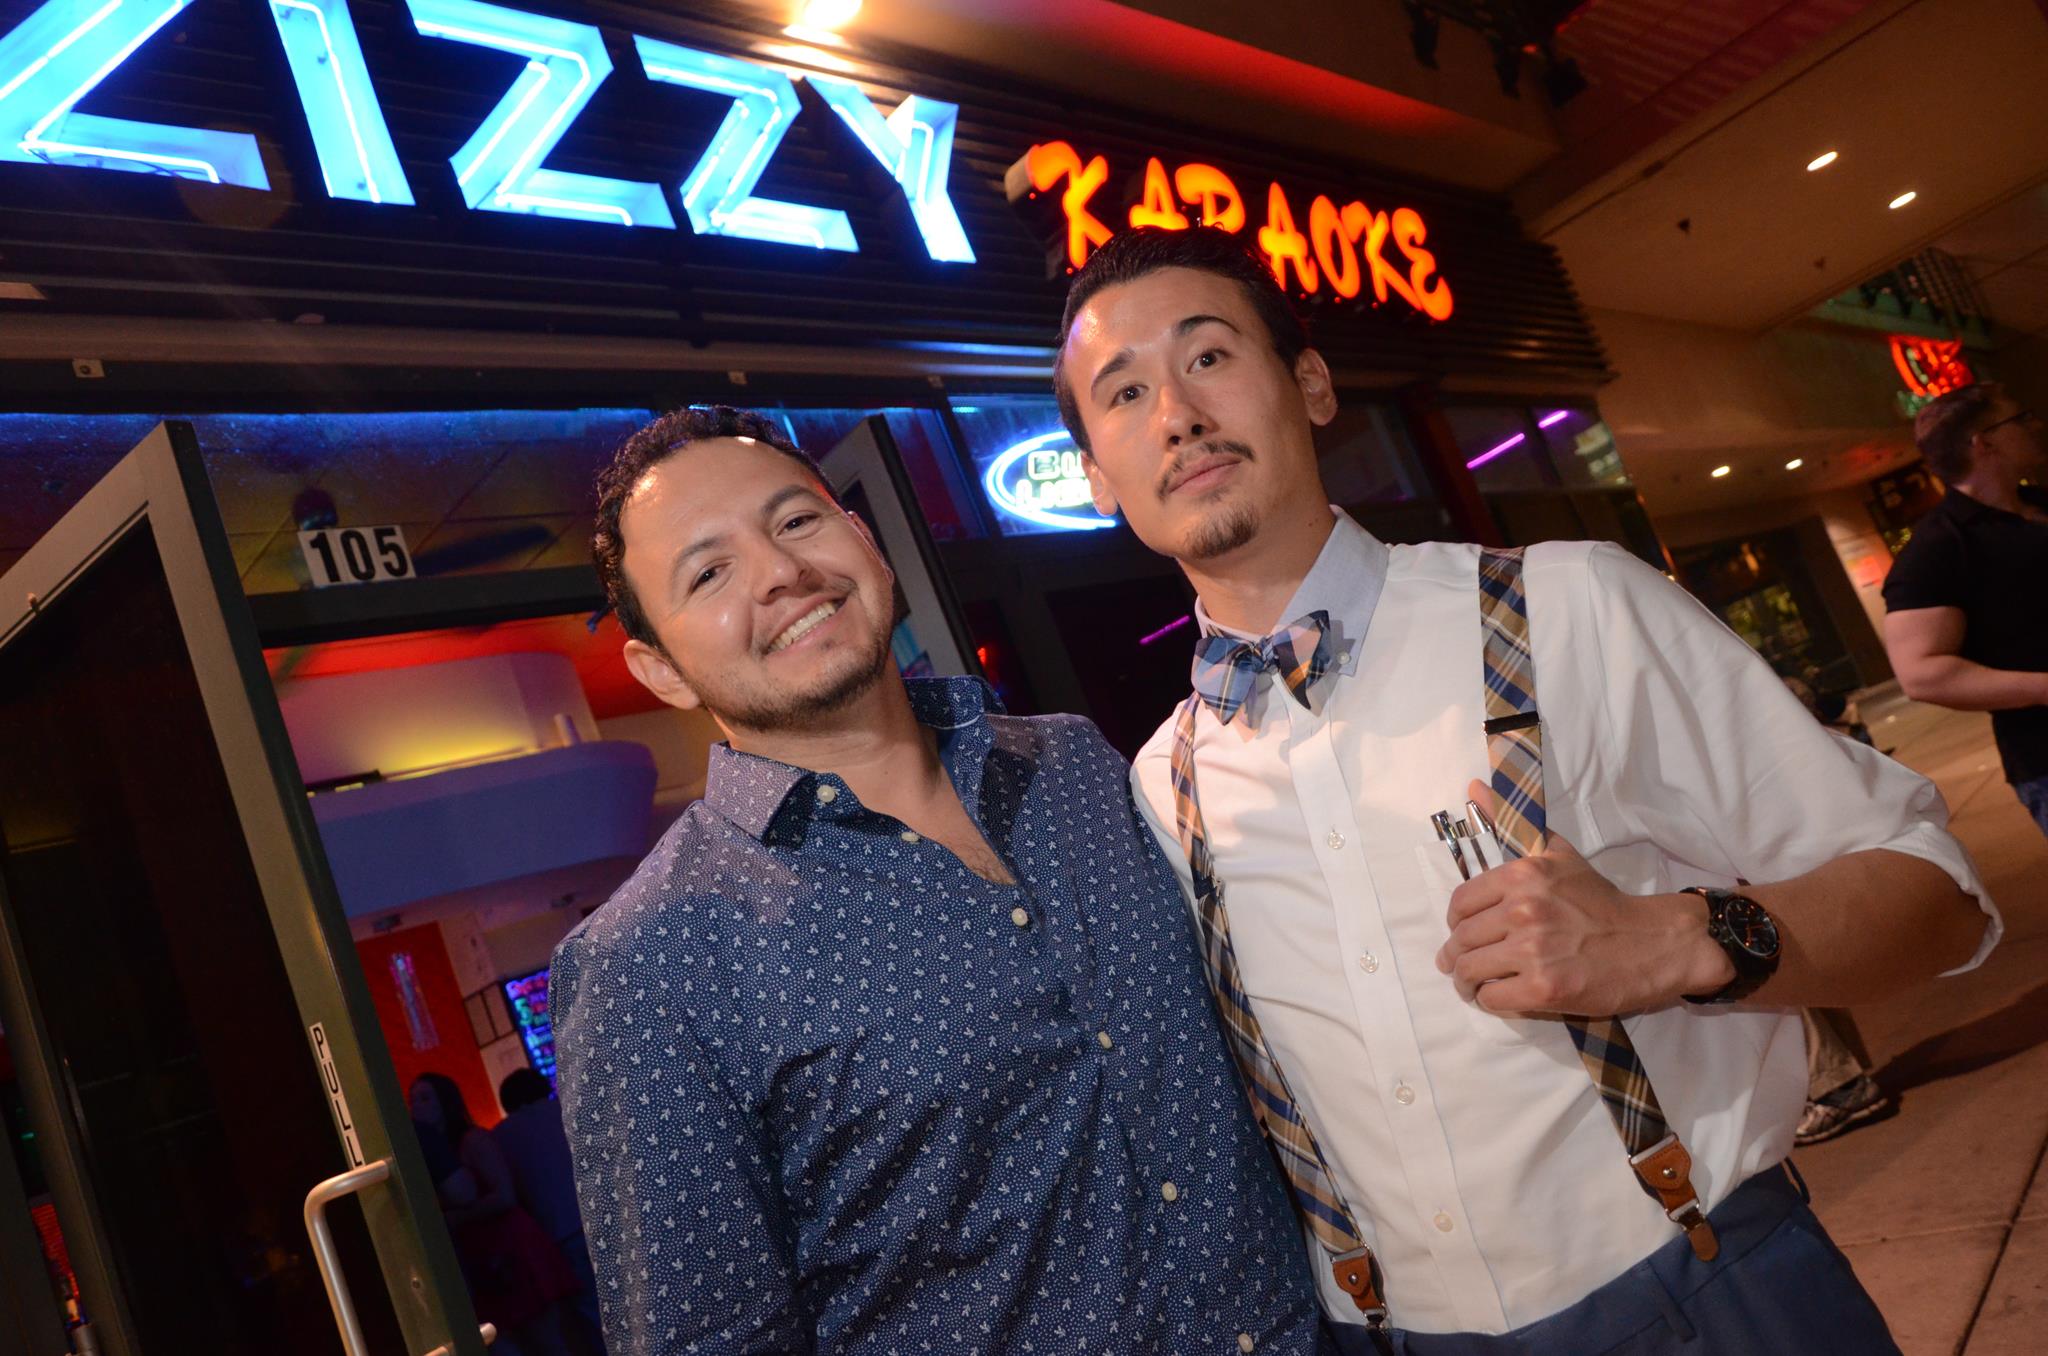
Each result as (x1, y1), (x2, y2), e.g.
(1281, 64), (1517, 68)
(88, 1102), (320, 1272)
(1053, 225), (1310, 454)
(591, 406), (828, 651)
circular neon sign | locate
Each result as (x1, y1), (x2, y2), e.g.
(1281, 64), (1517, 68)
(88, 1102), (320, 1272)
(981, 430), (1118, 532)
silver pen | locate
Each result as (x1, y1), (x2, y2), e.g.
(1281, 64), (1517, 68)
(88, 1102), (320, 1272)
(1430, 810), (1472, 880)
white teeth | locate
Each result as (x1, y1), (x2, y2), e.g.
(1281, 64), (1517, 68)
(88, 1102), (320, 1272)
(769, 601), (839, 652)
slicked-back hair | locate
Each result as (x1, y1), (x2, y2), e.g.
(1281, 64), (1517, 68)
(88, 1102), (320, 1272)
(1914, 382), (2003, 482)
(592, 405), (827, 651)
(1053, 226), (1310, 453)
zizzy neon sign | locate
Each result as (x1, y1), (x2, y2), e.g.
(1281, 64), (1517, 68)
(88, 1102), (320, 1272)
(0, 0), (973, 259)
(1006, 142), (1452, 320)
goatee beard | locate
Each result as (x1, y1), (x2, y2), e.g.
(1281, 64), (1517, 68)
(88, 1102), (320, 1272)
(1183, 503), (1259, 560)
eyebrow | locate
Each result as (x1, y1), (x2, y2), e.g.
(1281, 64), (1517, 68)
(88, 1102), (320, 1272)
(1087, 313), (1243, 399)
(664, 482), (829, 596)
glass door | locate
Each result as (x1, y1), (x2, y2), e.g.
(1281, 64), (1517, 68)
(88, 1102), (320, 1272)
(819, 416), (976, 678)
(0, 423), (483, 1356)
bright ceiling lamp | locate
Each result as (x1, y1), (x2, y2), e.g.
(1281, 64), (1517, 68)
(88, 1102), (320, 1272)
(1710, 465), (1732, 479)
(1806, 151), (1838, 172)
(1785, 458), (1805, 470)
(1889, 191), (1917, 210)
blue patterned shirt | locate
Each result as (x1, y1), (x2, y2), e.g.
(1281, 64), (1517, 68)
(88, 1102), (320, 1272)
(551, 677), (1324, 1355)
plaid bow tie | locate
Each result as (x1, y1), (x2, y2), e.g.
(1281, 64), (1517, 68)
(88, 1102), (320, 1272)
(1190, 610), (1333, 725)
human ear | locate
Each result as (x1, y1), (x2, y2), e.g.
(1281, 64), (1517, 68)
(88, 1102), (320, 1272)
(1081, 452), (1122, 518)
(623, 638), (703, 713)
(1295, 348), (1338, 427)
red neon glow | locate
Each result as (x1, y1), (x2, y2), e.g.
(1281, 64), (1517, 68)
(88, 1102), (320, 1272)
(1023, 141), (1113, 270)
(1129, 157), (1189, 231)
(1011, 142), (1451, 319)
(1257, 181), (1317, 294)
(1889, 335), (1973, 398)
(1174, 163), (1244, 231)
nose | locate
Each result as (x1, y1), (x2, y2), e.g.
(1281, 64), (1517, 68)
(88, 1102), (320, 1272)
(745, 531), (811, 602)
(1156, 373), (1213, 448)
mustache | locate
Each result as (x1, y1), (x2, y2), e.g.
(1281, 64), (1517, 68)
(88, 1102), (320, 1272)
(1157, 439), (1256, 498)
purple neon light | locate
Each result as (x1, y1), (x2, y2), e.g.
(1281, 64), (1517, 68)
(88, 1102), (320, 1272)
(1538, 409), (1571, 429)
(1465, 432), (1524, 469)
(1138, 614), (1193, 646)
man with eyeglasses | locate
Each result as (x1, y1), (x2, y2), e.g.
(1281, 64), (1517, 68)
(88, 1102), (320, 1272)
(1884, 383), (2048, 834)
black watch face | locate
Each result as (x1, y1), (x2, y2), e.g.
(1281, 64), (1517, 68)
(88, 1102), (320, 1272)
(1724, 897), (1780, 960)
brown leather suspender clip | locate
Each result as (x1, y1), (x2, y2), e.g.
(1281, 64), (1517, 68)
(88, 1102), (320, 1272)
(1330, 1248), (1389, 1326)
(1630, 1134), (1721, 1262)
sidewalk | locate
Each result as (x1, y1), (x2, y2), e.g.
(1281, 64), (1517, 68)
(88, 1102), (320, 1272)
(1796, 687), (2048, 1355)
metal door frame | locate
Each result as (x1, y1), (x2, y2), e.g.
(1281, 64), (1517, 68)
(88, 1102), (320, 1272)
(0, 422), (483, 1356)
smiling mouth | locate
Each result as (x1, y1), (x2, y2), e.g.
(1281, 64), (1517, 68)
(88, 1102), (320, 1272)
(1168, 457), (1241, 496)
(768, 600), (842, 653)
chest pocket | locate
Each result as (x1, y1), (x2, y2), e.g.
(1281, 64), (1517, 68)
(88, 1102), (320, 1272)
(1410, 844), (1552, 1050)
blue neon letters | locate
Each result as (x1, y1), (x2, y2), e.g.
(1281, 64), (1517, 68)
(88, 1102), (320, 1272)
(0, 0), (978, 258)
(633, 36), (852, 251)
(808, 76), (973, 263)
(407, 0), (673, 228)
(0, 0), (269, 187)
(267, 0), (412, 204)
(983, 431), (1117, 533)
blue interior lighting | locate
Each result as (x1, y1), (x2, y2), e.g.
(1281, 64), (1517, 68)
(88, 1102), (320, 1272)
(633, 35), (855, 251)
(0, 0), (269, 188)
(982, 430), (1117, 533)
(808, 76), (972, 264)
(267, 0), (413, 205)
(407, 0), (673, 228)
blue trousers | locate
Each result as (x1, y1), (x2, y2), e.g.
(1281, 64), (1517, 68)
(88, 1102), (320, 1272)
(2015, 774), (2048, 836)
(1323, 1164), (1899, 1356)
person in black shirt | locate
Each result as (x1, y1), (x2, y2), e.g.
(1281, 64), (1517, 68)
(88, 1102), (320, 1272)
(1882, 382), (2048, 833)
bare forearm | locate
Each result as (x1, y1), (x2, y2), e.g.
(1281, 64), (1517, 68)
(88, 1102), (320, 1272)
(1896, 654), (2048, 712)
(1671, 850), (1983, 1007)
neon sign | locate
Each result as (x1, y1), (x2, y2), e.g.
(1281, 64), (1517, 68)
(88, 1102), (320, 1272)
(1890, 335), (1974, 414)
(0, 0), (973, 256)
(0, 0), (269, 188)
(982, 430), (1117, 533)
(1006, 141), (1453, 320)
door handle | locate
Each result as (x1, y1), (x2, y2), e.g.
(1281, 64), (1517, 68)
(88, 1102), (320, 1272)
(303, 1159), (500, 1356)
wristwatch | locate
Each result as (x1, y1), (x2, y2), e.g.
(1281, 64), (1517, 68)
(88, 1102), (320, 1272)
(1680, 887), (1781, 1005)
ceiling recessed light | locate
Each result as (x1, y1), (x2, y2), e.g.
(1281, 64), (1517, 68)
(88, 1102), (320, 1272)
(1889, 191), (1917, 210)
(1785, 458), (1804, 470)
(1806, 151), (1838, 172)
(1711, 465), (1732, 478)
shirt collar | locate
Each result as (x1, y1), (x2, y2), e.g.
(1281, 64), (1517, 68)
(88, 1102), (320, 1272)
(1191, 508), (1389, 679)
(702, 675), (1000, 841)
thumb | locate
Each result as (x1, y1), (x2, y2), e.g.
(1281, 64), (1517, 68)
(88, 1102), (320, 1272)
(1464, 776), (1579, 859)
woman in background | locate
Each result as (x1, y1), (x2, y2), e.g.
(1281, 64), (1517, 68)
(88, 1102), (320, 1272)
(410, 1071), (579, 1356)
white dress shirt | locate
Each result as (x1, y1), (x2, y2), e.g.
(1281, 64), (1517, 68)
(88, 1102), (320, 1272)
(1130, 511), (1998, 1335)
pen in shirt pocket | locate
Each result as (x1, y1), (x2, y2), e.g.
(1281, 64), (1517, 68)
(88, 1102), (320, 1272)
(1430, 802), (1506, 879)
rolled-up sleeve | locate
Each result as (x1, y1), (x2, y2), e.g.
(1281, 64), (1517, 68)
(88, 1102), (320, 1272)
(1578, 542), (1999, 973)
(552, 919), (810, 1354)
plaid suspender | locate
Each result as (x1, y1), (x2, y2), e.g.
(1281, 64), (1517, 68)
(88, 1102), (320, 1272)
(1167, 548), (1719, 1333)
(1479, 548), (1719, 1264)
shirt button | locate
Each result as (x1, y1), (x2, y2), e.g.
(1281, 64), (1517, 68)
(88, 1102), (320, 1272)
(1434, 1211), (1455, 1233)
(1238, 1335), (1256, 1354)
(1010, 907), (1031, 928)
(1394, 1082), (1416, 1106)
(1358, 952), (1379, 974)
(1326, 829), (1345, 849)
(1160, 1181), (1179, 1202)
(900, 830), (921, 844)
(814, 784), (838, 804)
(1097, 1031), (1113, 1050)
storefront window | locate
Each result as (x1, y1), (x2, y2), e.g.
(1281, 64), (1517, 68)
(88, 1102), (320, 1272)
(1539, 410), (1630, 490)
(765, 406), (983, 543)
(1315, 404), (1453, 543)
(948, 396), (1112, 538)
(1442, 404), (1665, 567)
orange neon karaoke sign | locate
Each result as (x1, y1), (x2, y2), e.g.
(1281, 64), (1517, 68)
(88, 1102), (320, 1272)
(1006, 141), (1453, 321)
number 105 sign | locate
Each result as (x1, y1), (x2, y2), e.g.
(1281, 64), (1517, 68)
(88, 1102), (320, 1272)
(298, 525), (414, 588)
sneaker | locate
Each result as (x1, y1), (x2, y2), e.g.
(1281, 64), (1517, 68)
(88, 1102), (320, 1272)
(1795, 1075), (1895, 1146)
